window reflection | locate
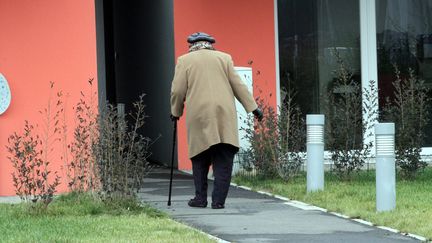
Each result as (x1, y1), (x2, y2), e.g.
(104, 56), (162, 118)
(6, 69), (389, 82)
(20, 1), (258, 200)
(376, 0), (432, 146)
(278, 0), (360, 115)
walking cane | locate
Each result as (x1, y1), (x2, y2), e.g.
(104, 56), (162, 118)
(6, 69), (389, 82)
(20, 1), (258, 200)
(167, 119), (177, 206)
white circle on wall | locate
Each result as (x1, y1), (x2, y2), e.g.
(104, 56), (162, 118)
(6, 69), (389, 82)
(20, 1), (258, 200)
(0, 73), (12, 115)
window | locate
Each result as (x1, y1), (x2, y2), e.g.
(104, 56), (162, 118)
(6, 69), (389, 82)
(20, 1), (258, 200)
(277, 0), (360, 115)
(376, 0), (432, 146)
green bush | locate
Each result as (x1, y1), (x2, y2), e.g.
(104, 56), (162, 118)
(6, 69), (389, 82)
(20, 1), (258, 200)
(324, 53), (377, 179)
(381, 66), (430, 179)
(277, 88), (306, 180)
(94, 95), (153, 201)
(242, 88), (305, 180)
(6, 82), (62, 208)
(242, 97), (279, 177)
(7, 80), (154, 212)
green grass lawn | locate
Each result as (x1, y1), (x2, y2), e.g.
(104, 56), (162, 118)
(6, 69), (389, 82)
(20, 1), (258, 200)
(0, 193), (215, 243)
(234, 167), (432, 240)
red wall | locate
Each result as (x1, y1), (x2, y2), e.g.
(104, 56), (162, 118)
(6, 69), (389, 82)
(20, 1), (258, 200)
(173, 0), (277, 170)
(0, 0), (97, 195)
(0, 0), (276, 195)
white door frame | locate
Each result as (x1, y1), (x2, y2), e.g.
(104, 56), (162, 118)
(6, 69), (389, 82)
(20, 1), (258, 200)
(360, 0), (379, 155)
(274, 0), (281, 110)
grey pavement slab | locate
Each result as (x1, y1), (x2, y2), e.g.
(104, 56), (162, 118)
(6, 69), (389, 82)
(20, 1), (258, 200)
(139, 168), (419, 243)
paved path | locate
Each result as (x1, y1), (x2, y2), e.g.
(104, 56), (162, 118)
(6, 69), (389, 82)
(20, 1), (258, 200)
(139, 168), (419, 243)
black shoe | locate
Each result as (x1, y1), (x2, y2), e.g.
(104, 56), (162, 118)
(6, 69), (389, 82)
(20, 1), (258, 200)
(211, 203), (225, 209)
(188, 198), (208, 208)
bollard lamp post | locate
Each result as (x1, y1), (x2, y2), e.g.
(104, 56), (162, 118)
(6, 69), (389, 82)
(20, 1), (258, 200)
(375, 123), (396, 212)
(306, 114), (325, 193)
(117, 103), (125, 118)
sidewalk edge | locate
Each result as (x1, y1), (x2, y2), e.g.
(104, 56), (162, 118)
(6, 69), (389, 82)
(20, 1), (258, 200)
(230, 182), (429, 242)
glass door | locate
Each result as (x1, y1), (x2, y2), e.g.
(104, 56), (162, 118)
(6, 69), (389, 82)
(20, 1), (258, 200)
(376, 0), (432, 149)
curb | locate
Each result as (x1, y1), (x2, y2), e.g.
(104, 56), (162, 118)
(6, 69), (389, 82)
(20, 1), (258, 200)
(176, 218), (230, 243)
(230, 182), (429, 242)
(181, 170), (429, 242)
(0, 196), (21, 204)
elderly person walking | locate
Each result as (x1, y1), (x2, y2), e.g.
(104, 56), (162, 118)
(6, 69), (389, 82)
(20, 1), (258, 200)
(170, 32), (263, 209)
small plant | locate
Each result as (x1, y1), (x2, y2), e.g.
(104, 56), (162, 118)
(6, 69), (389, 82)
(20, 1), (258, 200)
(7, 121), (41, 202)
(277, 87), (306, 180)
(7, 80), (156, 210)
(6, 82), (62, 207)
(242, 88), (305, 180)
(243, 96), (279, 177)
(324, 53), (376, 179)
(67, 79), (99, 192)
(38, 82), (62, 205)
(381, 66), (430, 179)
(94, 95), (153, 201)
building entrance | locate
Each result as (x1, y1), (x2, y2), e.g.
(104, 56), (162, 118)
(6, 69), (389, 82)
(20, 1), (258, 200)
(95, 0), (176, 166)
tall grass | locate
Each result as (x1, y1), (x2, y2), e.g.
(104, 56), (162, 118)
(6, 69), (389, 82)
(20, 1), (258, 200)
(0, 193), (215, 242)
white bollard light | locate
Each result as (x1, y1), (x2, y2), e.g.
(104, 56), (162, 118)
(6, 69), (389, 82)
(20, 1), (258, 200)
(306, 114), (325, 193)
(117, 103), (125, 118)
(375, 123), (396, 212)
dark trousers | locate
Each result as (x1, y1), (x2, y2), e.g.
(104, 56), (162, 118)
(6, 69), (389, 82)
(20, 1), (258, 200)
(191, 143), (238, 205)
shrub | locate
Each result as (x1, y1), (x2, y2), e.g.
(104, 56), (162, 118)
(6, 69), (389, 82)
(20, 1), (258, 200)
(66, 79), (99, 192)
(94, 94), (153, 201)
(6, 82), (61, 207)
(63, 81), (153, 200)
(7, 121), (42, 202)
(381, 66), (430, 179)
(243, 97), (279, 177)
(7, 80), (154, 209)
(324, 55), (377, 179)
(277, 88), (306, 180)
(242, 88), (305, 180)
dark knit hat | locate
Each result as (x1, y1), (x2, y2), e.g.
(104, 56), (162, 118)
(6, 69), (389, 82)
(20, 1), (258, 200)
(187, 32), (215, 44)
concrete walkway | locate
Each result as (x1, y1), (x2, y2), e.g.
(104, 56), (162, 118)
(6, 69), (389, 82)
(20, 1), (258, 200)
(139, 168), (420, 243)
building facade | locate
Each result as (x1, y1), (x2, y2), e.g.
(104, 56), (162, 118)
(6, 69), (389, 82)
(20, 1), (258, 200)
(1, 0), (431, 195)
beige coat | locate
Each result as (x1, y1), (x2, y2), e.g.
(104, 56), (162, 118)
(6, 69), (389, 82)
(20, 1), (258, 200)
(171, 49), (258, 158)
